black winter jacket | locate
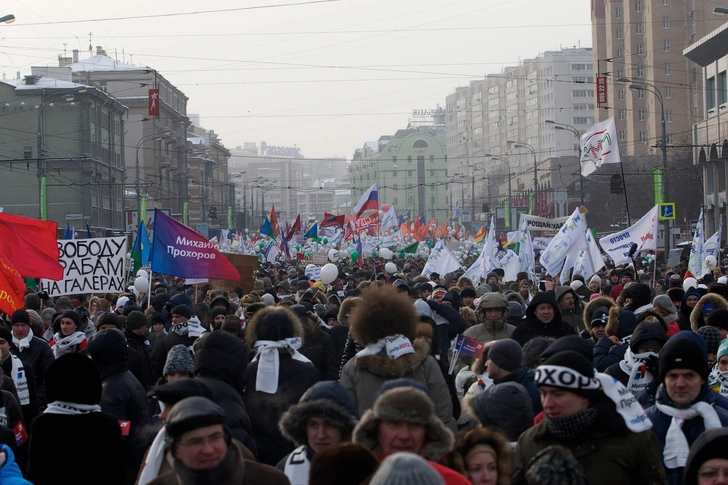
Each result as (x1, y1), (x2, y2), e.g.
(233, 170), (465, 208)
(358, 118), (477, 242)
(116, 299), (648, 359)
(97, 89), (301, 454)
(193, 332), (257, 456)
(299, 322), (338, 381)
(426, 300), (468, 364)
(15, 336), (54, 406)
(88, 329), (151, 485)
(512, 293), (576, 346)
(493, 367), (543, 414)
(124, 330), (155, 391)
(1, 353), (38, 430)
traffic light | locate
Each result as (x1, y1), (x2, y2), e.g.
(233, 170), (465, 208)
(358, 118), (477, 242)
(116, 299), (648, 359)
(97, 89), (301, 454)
(208, 206), (217, 220)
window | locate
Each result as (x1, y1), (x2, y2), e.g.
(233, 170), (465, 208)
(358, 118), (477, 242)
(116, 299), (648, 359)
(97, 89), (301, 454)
(666, 134), (673, 145)
(666, 86), (672, 98)
(617, 28), (623, 39)
(619, 109), (627, 120)
(616, 6), (622, 18)
(637, 65), (645, 78)
(571, 90), (594, 98)
(637, 88), (645, 99)
(637, 43), (644, 55)
(639, 131), (647, 142)
(617, 48), (624, 59)
(393, 197), (398, 205)
(408, 170), (413, 176)
(664, 39), (670, 52)
(719, 71), (727, 105)
(662, 0), (668, 4)
(572, 117), (593, 124)
(663, 16), (670, 29)
(571, 63), (592, 71)
(708, 76), (717, 110)
(636, 22), (644, 34)
(664, 63), (671, 75)
(617, 69), (625, 78)
(408, 155), (412, 164)
(619, 129), (627, 140)
(412, 139), (428, 148)
(666, 110), (672, 122)
(393, 169), (397, 177)
(618, 89), (625, 100)
(639, 109), (646, 121)
(636, 0), (642, 11)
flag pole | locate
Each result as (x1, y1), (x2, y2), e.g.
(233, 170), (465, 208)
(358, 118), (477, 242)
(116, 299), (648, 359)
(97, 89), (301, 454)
(620, 164), (632, 226)
(147, 269), (152, 309)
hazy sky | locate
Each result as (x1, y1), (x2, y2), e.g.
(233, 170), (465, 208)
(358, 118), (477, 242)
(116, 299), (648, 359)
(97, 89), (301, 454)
(0, 0), (592, 159)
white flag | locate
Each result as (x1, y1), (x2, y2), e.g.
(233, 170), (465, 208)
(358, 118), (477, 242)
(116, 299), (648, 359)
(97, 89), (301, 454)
(517, 216), (536, 280)
(500, 250), (523, 282)
(580, 117), (621, 177)
(573, 229), (605, 280)
(599, 205), (659, 266)
(539, 207), (589, 276)
(422, 239), (462, 277)
(688, 207), (705, 278)
(703, 219), (722, 276)
(462, 249), (487, 284)
(483, 216), (499, 272)
(381, 205), (398, 231)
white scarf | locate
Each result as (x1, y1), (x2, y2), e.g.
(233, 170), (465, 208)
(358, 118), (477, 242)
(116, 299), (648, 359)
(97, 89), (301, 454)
(137, 428), (168, 485)
(618, 348), (658, 395)
(283, 445), (311, 485)
(11, 333), (32, 352)
(42, 327), (53, 342)
(8, 354), (29, 406)
(187, 316), (206, 338)
(252, 339), (311, 394)
(355, 334), (415, 360)
(171, 321), (188, 336)
(654, 401), (722, 468)
(44, 400), (102, 415)
(51, 331), (86, 358)
(709, 365), (728, 397)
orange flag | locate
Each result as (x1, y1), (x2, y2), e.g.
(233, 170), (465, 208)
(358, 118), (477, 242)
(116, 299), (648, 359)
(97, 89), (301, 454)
(0, 250), (26, 316)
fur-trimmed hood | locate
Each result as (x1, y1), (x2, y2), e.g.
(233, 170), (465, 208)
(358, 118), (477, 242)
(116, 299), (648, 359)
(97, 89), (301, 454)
(337, 297), (361, 328)
(353, 386), (454, 461)
(279, 381), (358, 447)
(583, 296), (615, 332)
(690, 293), (728, 331)
(349, 286), (418, 345)
(244, 305), (304, 347)
(442, 426), (512, 485)
(354, 338), (431, 378)
(605, 306), (638, 339)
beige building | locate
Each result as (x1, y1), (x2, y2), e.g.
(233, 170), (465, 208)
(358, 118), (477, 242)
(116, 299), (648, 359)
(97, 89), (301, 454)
(186, 126), (232, 229)
(591, 0), (723, 156)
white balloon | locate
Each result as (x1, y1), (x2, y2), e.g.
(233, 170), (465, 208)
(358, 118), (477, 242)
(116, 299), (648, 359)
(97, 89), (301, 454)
(705, 255), (718, 270)
(380, 248), (393, 260)
(136, 269), (149, 280)
(134, 277), (149, 293)
(683, 277), (698, 292)
(328, 249), (340, 262)
(385, 262), (397, 273)
(320, 263), (339, 284)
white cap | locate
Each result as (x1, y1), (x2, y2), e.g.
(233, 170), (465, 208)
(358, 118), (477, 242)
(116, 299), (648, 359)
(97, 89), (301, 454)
(718, 276), (728, 285)
(116, 296), (129, 309)
(570, 280), (584, 290)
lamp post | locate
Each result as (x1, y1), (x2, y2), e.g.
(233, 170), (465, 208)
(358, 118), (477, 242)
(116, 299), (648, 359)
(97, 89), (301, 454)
(0, 14), (15, 24)
(617, 76), (669, 250)
(36, 87), (86, 219)
(135, 131), (171, 225)
(485, 154), (513, 226)
(546, 120), (584, 206)
(507, 140), (538, 213)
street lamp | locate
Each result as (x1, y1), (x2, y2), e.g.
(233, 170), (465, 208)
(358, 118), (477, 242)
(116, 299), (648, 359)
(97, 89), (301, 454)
(507, 140), (538, 213)
(136, 131), (172, 225)
(36, 86), (87, 219)
(485, 154), (513, 227)
(546, 120), (585, 206)
(0, 14), (15, 24)
(618, 76), (669, 249)
(714, 6), (728, 14)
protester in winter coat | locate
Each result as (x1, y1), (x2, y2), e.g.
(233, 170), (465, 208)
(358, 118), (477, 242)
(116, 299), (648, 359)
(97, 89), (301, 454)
(592, 304), (638, 372)
(623, 283), (654, 316)
(513, 349), (668, 485)
(244, 306), (319, 466)
(0, 326), (37, 436)
(462, 293), (516, 351)
(462, 382), (534, 444)
(193, 331), (257, 456)
(604, 321), (667, 395)
(652, 295), (681, 337)
(10, 310), (54, 407)
(683, 427), (728, 485)
(124, 311), (155, 391)
(277, 381), (358, 484)
(678, 289), (704, 332)
(425, 299), (469, 365)
(484, 339), (542, 414)
(353, 384), (468, 485)
(340, 286), (456, 432)
(291, 305), (338, 381)
(689, 293), (728, 332)
(27, 353), (124, 485)
(581, 296), (615, 344)
(645, 333), (728, 485)
(511, 293), (576, 346)
(442, 426), (512, 485)
(307, 443), (378, 485)
(88, 329), (151, 485)
(555, 286), (584, 333)
(152, 304), (197, 379)
(145, 397), (289, 485)
(49, 310), (88, 357)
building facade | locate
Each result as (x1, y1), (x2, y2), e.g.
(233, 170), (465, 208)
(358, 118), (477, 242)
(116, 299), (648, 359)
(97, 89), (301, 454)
(0, 75), (126, 235)
(186, 126), (232, 229)
(445, 48), (593, 219)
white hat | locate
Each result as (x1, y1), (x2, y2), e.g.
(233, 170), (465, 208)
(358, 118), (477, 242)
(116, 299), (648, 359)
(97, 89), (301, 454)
(718, 276), (728, 285)
(570, 280), (584, 291)
(116, 296), (129, 309)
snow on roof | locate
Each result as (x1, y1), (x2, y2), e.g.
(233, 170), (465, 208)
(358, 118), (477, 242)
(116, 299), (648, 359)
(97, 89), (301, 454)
(69, 55), (145, 73)
(1, 77), (90, 91)
(364, 141), (379, 152)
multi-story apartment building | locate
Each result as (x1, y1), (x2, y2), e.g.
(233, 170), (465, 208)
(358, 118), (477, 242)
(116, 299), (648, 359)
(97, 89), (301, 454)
(445, 48), (593, 219)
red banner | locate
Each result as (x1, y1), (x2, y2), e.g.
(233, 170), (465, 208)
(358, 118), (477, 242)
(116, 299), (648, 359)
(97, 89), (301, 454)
(148, 89), (160, 116)
(353, 216), (375, 232)
(0, 213), (62, 279)
(596, 76), (607, 105)
(0, 250), (26, 316)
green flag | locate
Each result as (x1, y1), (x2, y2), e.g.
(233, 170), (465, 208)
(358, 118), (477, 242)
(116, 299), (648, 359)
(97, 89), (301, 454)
(131, 221), (150, 274)
(403, 241), (419, 254)
(653, 166), (664, 205)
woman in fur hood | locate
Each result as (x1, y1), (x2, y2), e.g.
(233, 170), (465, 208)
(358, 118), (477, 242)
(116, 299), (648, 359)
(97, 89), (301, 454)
(581, 296), (616, 343)
(339, 286), (457, 432)
(689, 292), (728, 332)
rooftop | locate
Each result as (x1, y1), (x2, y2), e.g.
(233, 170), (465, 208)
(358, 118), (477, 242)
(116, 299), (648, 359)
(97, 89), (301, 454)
(69, 54), (147, 73)
(1, 76), (90, 91)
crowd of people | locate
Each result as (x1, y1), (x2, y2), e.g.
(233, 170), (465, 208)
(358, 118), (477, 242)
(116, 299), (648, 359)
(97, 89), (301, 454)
(0, 257), (727, 485)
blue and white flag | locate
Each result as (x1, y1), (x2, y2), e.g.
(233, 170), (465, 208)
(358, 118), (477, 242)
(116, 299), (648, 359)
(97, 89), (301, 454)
(599, 205), (659, 266)
(703, 218), (722, 276)
(381, 205), (398, 231)
(422, 239), (462, 277)
(540, 207), (589, 277)
(688, 207), (705, 277)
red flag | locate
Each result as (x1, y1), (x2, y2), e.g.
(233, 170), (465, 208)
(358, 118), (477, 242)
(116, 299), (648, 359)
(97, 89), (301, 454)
(321, 212), (345, 228)
(270, 206), (279, 235)
(285, 215), (301, 241)
(344, 223), (354, 242)
(148, 89), (160, 116)
(0, 250), (26, 315)
(0, 213), (62, 279)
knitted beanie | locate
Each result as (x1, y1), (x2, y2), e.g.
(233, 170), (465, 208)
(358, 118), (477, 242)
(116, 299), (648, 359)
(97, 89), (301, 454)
(653, 294), (677, 314)
(488, 339), (522, 373)
(535, 350), (599, 399)
(658, 332), (709, 383)
(171, 305), (191, 319)
(125, 311), (147, 331)
(464, 382), (534, 440)
(163, 344), (195, 377)
(368, 453), (444, 485)
(10, 310), (30, 325)
(707, 309), (728, 331)
(718, 339), (728, 363)
(697, 326), (722, 357)
(26, 309), (41, 327)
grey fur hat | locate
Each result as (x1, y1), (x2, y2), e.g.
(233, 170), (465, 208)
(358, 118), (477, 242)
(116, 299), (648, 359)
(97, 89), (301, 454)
(463, 382), (534, 441)
(369, 452), (444, 485)
(353, 387), (453, 461)
(163, 344), (194, 377)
